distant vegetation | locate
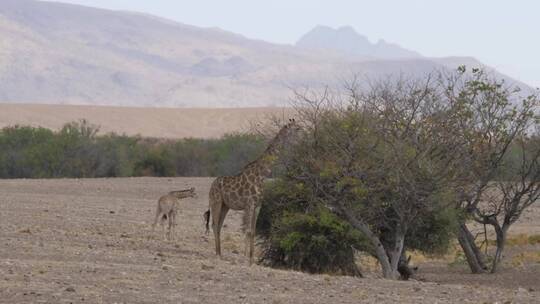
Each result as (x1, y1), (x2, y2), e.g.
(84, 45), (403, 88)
(0, 120), (265, 179)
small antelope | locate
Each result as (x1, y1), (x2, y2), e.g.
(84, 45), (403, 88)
(153, 187), (197, 240)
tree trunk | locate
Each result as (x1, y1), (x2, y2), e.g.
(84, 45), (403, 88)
(457, 223), (488, 273)
(388, 230), (405, 273)
(491, 225), (508, 273)
(342, 211), (399, 279)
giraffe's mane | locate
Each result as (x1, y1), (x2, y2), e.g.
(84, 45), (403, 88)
(168, 189), (194, 195)
(234, 157), (262, 176)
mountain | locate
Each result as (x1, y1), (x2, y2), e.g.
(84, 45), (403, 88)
(296, 25), (421, 59)
(0, 0), (529, 107)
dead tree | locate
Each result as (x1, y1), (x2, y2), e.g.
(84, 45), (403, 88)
(472, 135), (540, 272)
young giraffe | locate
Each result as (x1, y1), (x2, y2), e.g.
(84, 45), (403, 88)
(204, 119), (300, 265)
(153, 187), (197, 240)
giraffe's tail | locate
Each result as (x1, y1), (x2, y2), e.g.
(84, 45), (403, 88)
(203, 210), (210, 235)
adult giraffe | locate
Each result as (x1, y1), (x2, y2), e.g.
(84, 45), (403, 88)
(204, 119), (300, 265)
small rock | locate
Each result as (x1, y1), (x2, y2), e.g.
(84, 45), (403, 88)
(232, 249), (239, 254)
(120, 233), (129, 238)
(201, 264), (215, 271)
(413, 286), (422, 292)
(109, 211), (115, 214)
(517, 287), (528, 293)
(65, 287), (76, 292)
(528, 287), (535, 292)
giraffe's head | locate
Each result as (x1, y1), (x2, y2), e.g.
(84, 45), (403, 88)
(275, 118), (301, 144)
(264, 118), (300, 152)
(186, 187), (197, 198)
(252, 119), (302, 176)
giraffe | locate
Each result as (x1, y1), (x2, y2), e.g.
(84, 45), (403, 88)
(203, 119), (300, 265)
(153, 187), (197, 240)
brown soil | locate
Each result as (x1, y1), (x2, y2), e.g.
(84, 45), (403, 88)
(0, 177), (538, 303)
(0, 104), (294, 139)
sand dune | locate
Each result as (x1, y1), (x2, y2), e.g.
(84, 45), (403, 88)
(0, 104), (294, 138)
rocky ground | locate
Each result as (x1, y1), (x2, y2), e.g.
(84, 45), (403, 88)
(0, 177), (538, 303)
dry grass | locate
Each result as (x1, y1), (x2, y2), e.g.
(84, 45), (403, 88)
(511, 251), (540, 268)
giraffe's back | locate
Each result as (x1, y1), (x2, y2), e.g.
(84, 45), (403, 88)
(158, 194), (177, 213)
(209, 175), (261, 211)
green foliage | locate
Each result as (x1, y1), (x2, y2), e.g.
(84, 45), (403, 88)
(448, 250), (467, 268)
(280, 106), (461, 256)
(257, 179), (367, 276)
(406, 205), (460, 255)
(168, 133), (265, 176)
(0, 121), (265, 178)
(134, 146), (174, 177)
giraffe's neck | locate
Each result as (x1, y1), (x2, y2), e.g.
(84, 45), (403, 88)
(240, 128), (285, 180)
(169, 190), (193, 199)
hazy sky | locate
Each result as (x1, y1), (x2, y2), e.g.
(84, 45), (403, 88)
(52, 0), (539, 88)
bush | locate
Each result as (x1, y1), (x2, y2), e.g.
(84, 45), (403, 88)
(257, 179), (368, 276)
(0, 121), (265, 178)
(134, 146), (174, 177)
(404, 202), (460, 255)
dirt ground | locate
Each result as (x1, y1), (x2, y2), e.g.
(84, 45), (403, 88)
(0, 177), (539, 303)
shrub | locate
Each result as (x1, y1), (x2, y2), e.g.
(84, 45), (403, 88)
(134, 146), (174, 177)
(257, 179), (368, 276)
(0, 122), (265, 178)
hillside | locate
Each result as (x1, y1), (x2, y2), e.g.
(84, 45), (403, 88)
(0, 0), (528, 107)
(296, 25), (421, 59)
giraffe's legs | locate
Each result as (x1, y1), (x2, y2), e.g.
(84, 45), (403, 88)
(243, 210), (251, 257)
(218, 206), (229, 233)
(153, 211), (167, 240)
(152, 209), (162, 233)
(211, 199), (226, 257)
(167, 211), (176, 241)
(161, 215), (167, 240)
(248, 205), (260, 266)
(172, 211), (177, 240)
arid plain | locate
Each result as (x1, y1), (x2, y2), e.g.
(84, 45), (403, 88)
(0, 104), (293, 139)
(0, 178), (539, 303)
(0, 105), (539, 303)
